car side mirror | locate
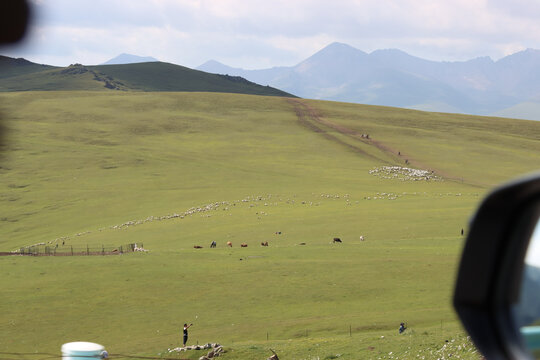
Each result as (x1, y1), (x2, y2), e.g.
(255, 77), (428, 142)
(454, 172), (540, 359)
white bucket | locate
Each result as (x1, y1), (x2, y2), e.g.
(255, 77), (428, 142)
(61, 342), (106, 360)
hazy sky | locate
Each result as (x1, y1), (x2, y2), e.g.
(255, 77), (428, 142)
(3, 0), (540, 69)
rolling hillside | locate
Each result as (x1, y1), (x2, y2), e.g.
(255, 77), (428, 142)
(1, 91), (539, 358)
(0, 55), (55, 79)
(0, 56), (294, 97)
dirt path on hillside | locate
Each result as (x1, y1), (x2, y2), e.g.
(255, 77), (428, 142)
(286, 98), (484, 187)
(287, 98), (392, 164)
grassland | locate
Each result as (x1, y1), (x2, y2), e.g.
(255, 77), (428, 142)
(1, 91), (539, 359)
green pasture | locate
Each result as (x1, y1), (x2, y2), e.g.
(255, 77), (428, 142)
(309, 100), (540, 186)
(1, 91), (539, 359)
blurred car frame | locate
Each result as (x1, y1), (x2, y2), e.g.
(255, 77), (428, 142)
(454, 172), (540, 359)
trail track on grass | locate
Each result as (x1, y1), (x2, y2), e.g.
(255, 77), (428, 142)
(287, 99), (484, 188)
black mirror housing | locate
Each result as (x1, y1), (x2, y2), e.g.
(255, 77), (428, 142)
(454, 172), (540, 359)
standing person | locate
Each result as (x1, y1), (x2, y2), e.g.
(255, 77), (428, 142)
(183, 323), (192, 347)
(399, 322), (406, 334)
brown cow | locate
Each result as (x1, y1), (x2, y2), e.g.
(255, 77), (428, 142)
(333, 237), (342, 243)
(241, 243), (248, 247)
(194, 245), (203, 249)
(261, 241), (269, 246)
(227, 241), (232, 247)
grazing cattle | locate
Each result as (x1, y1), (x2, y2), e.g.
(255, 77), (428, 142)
(210, 241), (217, 248)
(194, 245), (203, 249)
(227, 241), (232, 247)
(333, 237), (342, 243)
(359, 236), (365, 241)
(241, 243), (248, 247)
(261, 241), (269, 247)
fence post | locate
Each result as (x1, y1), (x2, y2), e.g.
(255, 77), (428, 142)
(87, 245), (89, 255)
(120, 245), (123, 254)
(71, 245), (73, 256)
(102, 245), (105, 255)
(350, 325), (352, 337)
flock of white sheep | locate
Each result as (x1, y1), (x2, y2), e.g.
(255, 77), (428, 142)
(369, 166), (443, 181)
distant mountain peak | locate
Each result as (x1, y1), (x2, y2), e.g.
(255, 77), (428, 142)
(298, 42), (367, 71)
(326, 42), (357, 50)
(370, 48), (407, 55)
(101, 53), (158, 65)
(317, 42), (366, 55)
(200, 59), (225, 67)
(197, 59), (239, 74)
(369, 48), (416, 61)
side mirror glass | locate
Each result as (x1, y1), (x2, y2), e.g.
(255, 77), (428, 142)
(517, 218), (540, 357)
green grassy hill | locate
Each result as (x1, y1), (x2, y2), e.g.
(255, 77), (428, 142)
(0, 91), (538, 359)
(0, 55), (56, 79)
(0, 57), (294, 97)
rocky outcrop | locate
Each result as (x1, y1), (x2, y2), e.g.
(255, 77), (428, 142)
(168, 343), (223, 359)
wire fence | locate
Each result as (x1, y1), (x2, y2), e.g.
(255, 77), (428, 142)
(14, 243), (143, 256)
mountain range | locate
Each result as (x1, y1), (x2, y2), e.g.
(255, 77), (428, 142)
(3, 44), (540, 120)
(197, 42), (540, 120)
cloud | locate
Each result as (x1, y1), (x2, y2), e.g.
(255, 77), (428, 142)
(4, 0), (540, 68)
